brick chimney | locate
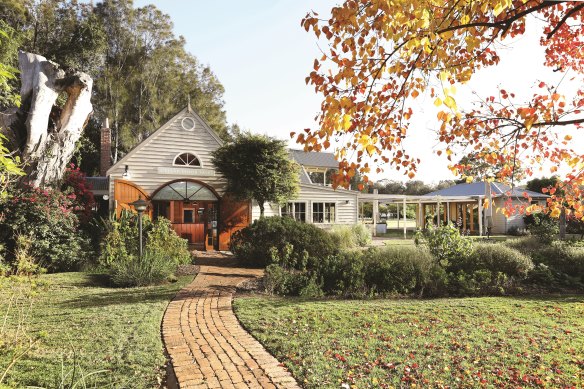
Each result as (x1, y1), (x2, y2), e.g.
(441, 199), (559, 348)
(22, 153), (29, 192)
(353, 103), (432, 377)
(100, 118), (111, 176)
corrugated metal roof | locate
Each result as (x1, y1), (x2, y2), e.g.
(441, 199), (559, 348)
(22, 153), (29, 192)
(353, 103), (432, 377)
(424, 181), (548, 198)
(86, 177), (109, 191)
(289, 149), (338, 168)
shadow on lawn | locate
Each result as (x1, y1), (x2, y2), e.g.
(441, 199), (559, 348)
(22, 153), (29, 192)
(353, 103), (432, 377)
(60, 288), (178, 309)
(58, 275), (183, 309)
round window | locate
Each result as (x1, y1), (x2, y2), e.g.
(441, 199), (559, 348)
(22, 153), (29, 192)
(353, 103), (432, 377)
(181, 117), (196, 131)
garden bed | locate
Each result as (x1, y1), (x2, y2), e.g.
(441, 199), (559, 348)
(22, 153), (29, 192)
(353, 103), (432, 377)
(234, 295), (584, 388)
(0, 272), (193, 388)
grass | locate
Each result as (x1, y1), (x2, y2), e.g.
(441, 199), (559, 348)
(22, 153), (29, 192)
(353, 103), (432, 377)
(0, 272), (192, 388)
(234, 295), (584, 388)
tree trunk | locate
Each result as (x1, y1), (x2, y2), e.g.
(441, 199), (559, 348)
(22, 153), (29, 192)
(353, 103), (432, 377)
(258, 201), (265, 218)
(17, 51), (93, 187)
(559, 207), (567, 240)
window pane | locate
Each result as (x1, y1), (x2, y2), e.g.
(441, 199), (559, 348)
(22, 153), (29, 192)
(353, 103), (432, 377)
(295, 203), (306, 222)
(312, 202), (323, 223)
(153, 181), (218, 201)
(183, 210), (194, 223)
(174, 153), (200, 167)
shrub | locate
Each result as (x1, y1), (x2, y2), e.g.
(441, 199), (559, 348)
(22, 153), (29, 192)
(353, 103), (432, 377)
(363, 246), (435, 296)
(524, 213), (558, 243)
(109, 249), (176, 287)
(447, 269), (512, 296)
(231, 217), (339, 267)
(317, 251), (366, 297)
(99, 211), (191, 286)
(0, 184), (85, 272)
(507, 225), (529, 236)
(61, 164), (96, 224)
(536, 242), (584, 281)
(329, 224), (372, 250)
(146, 217), (191, 266)
(100, 211), (146, 267)
(329, 225), (355, 250)
(458, 243), (534, 278)
(415, 223), (473, 268)
(351, 224), (372, 246)
(264, 264), (312, 296)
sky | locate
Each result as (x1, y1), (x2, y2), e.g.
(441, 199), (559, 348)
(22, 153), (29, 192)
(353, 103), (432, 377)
(134, 0), (581, 184)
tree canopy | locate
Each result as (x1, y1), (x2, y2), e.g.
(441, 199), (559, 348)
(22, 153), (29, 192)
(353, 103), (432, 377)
(212, 134), (299, 217)
(1, 0), (229, 174)
(299, 0), (584, 219)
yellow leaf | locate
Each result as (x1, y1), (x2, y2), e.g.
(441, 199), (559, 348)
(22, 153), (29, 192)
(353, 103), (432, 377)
(411, 90), (419, 98)
(434, 97), (442, 107)
(564, 135), (572, 141)
(524, 116), (537, 130)
(493, 2), (505, 17)
(460, 14), (470, 25)
(342, 114), (352, 130)
(550, 208), (561, 218)
(444, 96), (457, 110)
(465, 176), (474, 183)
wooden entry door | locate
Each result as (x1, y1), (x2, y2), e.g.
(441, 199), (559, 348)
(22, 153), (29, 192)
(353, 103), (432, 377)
(166, 201), (218, 250)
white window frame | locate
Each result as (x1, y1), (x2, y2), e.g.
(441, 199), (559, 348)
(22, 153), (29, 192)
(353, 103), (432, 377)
(280, 201), (308, 222)
(172, 152), (203, 168)
(312, 202), (336, 224)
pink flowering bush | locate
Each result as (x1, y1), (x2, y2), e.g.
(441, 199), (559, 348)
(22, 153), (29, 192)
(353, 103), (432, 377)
(0, 184), (84, 272)
(62, 164), (96, 223)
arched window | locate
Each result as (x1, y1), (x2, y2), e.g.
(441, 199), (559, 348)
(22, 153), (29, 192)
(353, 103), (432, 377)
(152, 180), (218, 201)
(174, 153), (201, 167)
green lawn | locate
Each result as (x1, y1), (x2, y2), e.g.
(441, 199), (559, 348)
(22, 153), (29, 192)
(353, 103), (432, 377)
(234, 296), (584, 388)
(0, 272), (192, 388)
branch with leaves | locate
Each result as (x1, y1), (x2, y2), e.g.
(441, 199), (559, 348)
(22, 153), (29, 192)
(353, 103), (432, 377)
(298, 0), (584, 218)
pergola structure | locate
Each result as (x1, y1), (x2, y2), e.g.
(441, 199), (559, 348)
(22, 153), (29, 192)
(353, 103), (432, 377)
(358, 190), (492, 238)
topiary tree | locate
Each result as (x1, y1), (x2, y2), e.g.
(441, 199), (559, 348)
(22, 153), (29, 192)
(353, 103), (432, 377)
(212, 133), (299, 217)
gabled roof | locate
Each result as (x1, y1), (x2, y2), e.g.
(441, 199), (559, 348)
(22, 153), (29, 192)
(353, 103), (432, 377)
(289, 149), (338, 168)
(107, 106), (223, 175)
(424, 181), (548, 198)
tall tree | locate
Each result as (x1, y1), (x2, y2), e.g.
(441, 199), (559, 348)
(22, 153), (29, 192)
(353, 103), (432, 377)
(299, 1), (584, 219)
(0, 25), (24, 197)
(212, 134), (300, 217)
(526, 176), (559, 194)
(3, 0), (229, 174)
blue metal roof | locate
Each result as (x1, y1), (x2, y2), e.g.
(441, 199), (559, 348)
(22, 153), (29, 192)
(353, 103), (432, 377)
(424, 181), (548, 198)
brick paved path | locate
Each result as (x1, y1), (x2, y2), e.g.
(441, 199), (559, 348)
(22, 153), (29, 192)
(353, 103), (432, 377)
(163, 254), (301, 389)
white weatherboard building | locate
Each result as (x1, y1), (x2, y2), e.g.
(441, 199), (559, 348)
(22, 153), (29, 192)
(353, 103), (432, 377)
(88, 105), (547, 251)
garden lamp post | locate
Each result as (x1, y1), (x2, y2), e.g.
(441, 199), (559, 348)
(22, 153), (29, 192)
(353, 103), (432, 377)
(130, 196), (148, 258)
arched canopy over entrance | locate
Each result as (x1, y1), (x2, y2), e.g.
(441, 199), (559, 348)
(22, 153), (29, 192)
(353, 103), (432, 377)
(152, 180), (218, 202)
(151, 180), (220, 251)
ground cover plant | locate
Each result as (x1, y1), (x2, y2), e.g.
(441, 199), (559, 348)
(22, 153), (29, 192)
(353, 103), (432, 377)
(234, 296), (584, 388)
(0, 272), (192, 388)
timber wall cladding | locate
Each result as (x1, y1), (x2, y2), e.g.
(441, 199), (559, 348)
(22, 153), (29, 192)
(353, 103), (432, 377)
(219, 195), (251, 251)
(114, 180), (150, 216)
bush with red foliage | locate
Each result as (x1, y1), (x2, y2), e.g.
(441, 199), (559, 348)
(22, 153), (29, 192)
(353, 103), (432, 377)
(62, 164), (95, 223)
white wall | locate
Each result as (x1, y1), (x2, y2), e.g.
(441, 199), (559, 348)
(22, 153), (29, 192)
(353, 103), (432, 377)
(107, 108), (227, 198)
(251, 184), (359, 226)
